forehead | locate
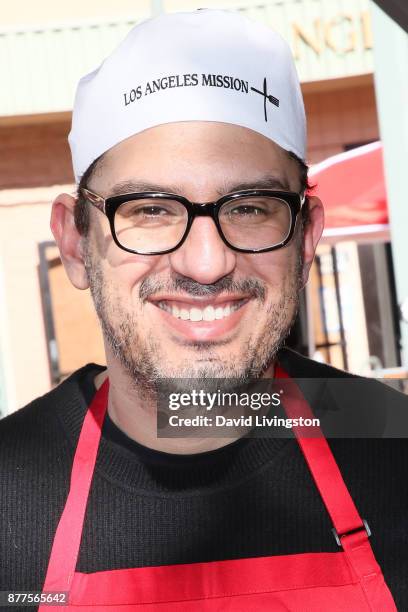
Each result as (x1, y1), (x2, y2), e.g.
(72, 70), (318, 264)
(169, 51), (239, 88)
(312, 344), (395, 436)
(92, 122), (299, 196)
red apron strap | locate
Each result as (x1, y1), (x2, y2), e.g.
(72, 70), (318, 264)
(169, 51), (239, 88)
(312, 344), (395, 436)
(275, 364), (365, 538)
(42, 379), (109, 592)
(274, 367), (398, 607)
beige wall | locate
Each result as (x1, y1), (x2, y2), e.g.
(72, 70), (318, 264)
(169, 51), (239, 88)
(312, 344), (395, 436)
(0, 186), (105, 410)
(0, 188), (61, 408)
(2, 0), (268, 26)
(1, 0), (151, 26)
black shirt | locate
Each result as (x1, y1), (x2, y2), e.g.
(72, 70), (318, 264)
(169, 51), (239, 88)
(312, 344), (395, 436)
(0, 348), (407, 610)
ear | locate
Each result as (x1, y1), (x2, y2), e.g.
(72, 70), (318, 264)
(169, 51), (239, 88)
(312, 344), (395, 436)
(301, 195), (324, 287)
(50, 193), (89, 290)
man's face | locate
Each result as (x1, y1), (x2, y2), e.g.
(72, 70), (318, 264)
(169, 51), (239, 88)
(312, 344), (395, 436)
(73, 122), (321, 382)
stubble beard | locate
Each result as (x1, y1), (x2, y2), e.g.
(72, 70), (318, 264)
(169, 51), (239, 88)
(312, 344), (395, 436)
(84, 243), (303, 388)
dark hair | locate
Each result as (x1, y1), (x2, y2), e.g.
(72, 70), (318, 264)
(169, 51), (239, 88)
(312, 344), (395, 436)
(287, 150), (311, 228)
(75, 150), (312, 237)
(74, 154), (103, 236)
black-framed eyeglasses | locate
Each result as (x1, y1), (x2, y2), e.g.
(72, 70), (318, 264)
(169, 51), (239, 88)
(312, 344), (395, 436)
(80, 187), (305, 255)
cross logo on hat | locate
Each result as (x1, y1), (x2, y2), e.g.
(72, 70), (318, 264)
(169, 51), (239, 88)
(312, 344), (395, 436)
(250, 77), (279, 122)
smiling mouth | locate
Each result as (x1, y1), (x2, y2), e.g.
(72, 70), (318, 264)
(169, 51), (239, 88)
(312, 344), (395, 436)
(154, 299), (249, 322)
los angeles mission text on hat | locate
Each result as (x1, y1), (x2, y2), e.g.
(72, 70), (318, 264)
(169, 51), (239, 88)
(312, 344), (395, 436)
(123, 73), (249, 105)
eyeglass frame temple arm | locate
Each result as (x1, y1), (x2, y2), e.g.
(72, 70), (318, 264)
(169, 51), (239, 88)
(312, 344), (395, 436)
(80, 187), (106, 214)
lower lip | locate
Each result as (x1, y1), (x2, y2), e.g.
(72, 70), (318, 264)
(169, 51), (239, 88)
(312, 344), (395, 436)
(149, 301), (250, 342)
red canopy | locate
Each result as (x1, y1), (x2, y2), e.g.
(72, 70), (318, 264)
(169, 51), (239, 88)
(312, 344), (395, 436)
(308, 141), (389, 236)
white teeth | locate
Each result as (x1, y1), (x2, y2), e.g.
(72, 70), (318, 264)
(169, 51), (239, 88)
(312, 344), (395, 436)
(158, 300), (244, 321)
(203, 306), (215, 321)
(215, 307), (224, 319)
(190, 308), (203, 322)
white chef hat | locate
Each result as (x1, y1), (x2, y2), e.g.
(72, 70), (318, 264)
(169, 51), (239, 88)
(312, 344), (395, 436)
(68, 9), (306, 183)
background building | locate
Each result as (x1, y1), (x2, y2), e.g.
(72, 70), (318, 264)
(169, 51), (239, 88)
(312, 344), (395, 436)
(0, 0), (406, 414)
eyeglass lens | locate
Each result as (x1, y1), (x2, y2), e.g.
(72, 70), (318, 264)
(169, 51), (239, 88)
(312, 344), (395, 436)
(113, 195), (292, 253)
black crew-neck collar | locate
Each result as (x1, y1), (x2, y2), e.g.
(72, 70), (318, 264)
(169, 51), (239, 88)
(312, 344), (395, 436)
(54, 360), (295, 494)
(80, 364), (257, 466)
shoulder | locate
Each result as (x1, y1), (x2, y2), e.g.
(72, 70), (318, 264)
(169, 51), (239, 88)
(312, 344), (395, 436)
(278, 346), (407, 395)
(277, 348), (408, 435)
(0, 363), (106, 520)
(278, 347), (355, 378)
(0, 363), (105, 442)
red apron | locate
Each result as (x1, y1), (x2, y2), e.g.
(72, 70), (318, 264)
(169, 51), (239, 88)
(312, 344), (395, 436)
(40, 366), (397, 611)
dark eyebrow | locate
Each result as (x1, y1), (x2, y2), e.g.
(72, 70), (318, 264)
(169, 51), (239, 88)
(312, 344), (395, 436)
(106, 175), (291, 199)
(106, 180), (184, 197)
(222, 175), (291, 193)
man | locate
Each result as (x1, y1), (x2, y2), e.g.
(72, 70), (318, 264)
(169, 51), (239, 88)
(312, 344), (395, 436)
(0, 9), (407, 611)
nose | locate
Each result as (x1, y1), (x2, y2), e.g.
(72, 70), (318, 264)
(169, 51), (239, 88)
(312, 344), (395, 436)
(168, 216), (237, 284)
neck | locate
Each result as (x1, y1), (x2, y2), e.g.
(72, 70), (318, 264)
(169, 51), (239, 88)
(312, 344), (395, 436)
(95, 357), (275, 455)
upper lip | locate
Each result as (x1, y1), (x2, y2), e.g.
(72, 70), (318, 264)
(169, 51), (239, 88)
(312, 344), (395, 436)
(147, 294), (250, 308)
